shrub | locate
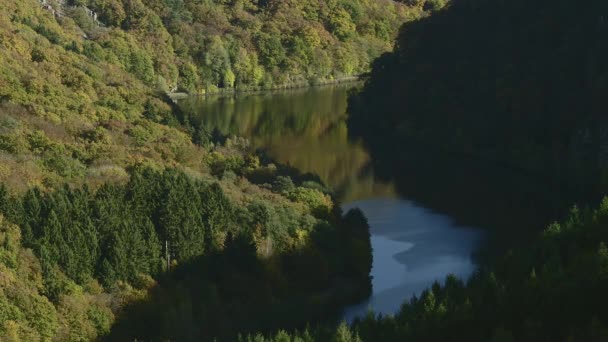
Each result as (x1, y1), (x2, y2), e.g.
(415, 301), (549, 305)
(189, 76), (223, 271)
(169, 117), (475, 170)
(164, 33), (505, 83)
(273, 176), (295, 194)
(288, 187), (333, 218)
(127, 125), (152, 146)
(43, 151), (86, 178)
(0, 135), (21, 154)
(27, 131), (55, 154)
(31, 47), (46, 62)
(207, 152), (245, 177)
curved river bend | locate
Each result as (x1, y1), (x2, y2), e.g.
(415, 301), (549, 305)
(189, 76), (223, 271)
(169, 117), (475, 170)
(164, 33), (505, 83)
(342, 198), (481, 320)
(178, 84), (484, 320)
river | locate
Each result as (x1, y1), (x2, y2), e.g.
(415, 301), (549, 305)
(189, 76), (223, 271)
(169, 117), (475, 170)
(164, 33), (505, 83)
(178, 84), (484, 320)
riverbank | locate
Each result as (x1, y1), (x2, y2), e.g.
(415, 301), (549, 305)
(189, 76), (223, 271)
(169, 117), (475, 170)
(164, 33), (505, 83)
(176, 84), (485, 324)
(166, 75), (362, 101)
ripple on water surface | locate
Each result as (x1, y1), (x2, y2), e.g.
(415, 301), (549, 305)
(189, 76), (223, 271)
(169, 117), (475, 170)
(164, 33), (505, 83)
(342, 198), (483, 321)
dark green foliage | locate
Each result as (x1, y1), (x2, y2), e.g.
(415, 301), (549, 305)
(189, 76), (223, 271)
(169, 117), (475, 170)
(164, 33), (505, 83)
(21, 187), (42, 245)
(143, 98), (177, 126)
(31, 47), (46, 62)
(199, 183), (234, 252)
(338, 0), (608, 339)
(33, 24), (61, 44)
(0, 168), (233, 291)
(340, 209), (372, 285)
(107, 209), (373, 341)
(236, 199), (608, 341)
(0, 166), (373, 340)
(99, 216), (160, 286)
(273, 176), (295, 194)
(349, 0), (608, 200)
(256, 33), (287, 70)
(193, 124), (212, 147)
(347, 0), (608, 261)
(347, 200), (608, 341)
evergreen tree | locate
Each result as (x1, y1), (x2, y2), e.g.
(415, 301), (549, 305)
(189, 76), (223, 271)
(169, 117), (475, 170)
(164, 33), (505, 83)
(200, 183), (233, 252)
(40, 210), (64, 266)
(160, 174), (206, 261)
(21, 187), (42, 246)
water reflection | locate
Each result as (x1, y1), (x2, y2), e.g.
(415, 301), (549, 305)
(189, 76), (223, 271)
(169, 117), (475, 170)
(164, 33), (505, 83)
(178, 84), (395, 202)
(179, 85), (482, 320)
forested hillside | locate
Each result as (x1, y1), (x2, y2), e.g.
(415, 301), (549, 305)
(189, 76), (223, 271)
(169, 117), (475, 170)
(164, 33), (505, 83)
(330, 0), (608, 340)
(349, 0), (608, 200)
(10, 0), (608, 339)
(0, 166), (373, 340)
(0, 0), (394, 340)
(0, 0), (425, 192)
(15, 0), (426, 95)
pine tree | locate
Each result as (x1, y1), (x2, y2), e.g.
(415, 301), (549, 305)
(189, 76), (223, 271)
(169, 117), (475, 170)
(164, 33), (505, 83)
(0, 186), (23, 228)
(140, 217), (162, 275)
(200, 183), (233, 252)
(0, 184), (8, 217)
(105, 229), (129, 283)
(193, 124), (212, 147)
(39, 244), (62, 301)
(41, 210), (64, 266)
(160, 174), (205, 261)
(21, 187), (42, 246)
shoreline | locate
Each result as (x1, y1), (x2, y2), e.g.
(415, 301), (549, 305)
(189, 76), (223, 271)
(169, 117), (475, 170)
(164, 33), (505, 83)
(166, 75), (363, 101)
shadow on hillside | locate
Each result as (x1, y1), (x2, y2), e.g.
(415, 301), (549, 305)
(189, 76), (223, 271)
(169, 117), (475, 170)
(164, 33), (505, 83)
(347, 0), (607, 262)
(104, 227), (370, 341)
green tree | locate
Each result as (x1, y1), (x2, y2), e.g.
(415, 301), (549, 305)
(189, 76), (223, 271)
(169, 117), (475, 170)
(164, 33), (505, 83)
(256, 32), (286, 70)
(328, 8), (356, 42)
(201, 36), (232, 88)
(160, 176), (205, 261)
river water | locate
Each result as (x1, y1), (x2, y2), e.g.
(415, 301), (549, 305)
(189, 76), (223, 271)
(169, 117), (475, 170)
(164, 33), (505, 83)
(341, 198), (481, 320)
(178, 84), (484, 319)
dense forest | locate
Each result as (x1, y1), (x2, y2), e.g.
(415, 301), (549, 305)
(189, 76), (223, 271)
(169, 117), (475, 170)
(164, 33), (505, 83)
(348, 0), (608, 248)
(0, 166), (373, 340)
(4, 0), (608, 340)
(0, 0), (387, 340)
(0, 0), (428, 191)
(10, 0), (430, 94)
(349, 0), (608, 200)
(338, 0), (608, 339)
(238, 199), (608, 341)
